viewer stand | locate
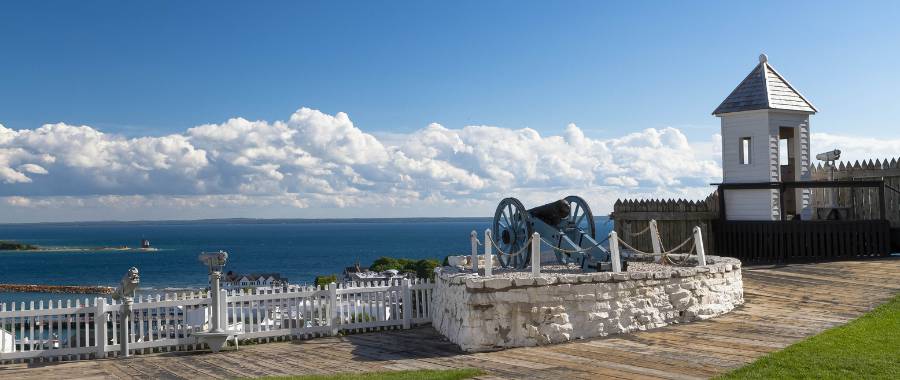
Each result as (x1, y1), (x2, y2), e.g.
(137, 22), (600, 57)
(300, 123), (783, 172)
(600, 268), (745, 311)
(194, 250), (235, 353)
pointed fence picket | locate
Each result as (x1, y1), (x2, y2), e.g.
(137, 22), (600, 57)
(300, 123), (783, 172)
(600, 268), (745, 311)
(0, 278), (434, 364)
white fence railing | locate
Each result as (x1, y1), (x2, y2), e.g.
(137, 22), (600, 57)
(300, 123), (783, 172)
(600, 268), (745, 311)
(0, 278), (434, 363)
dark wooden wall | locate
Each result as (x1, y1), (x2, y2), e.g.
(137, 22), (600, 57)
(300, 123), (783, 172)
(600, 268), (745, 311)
(610, 192), (718, 254)
(715, 220), (891, 264)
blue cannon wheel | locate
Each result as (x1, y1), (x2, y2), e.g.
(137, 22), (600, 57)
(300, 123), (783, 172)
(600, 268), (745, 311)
(492, 197), (533, 269)
(563, 195), (596, 242)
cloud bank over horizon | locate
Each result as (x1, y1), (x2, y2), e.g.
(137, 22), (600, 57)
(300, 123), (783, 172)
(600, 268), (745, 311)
(1, 107), (896, 222)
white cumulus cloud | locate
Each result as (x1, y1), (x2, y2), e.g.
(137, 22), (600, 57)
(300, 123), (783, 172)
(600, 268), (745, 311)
(0, 107), (734, 221)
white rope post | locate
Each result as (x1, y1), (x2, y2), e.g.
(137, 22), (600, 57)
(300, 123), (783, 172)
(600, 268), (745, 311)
(649, 219), (662, 256)
(470, 230), (479, 274)
(693, 226), (707, 266)
(531, 232), (541, 277)
(609, 231), (622, 273)
(484, 229), (493, 277)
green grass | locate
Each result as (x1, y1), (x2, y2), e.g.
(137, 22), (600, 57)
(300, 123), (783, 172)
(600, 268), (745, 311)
(252, 369), (484, 380)
(718, 293), (900, 379)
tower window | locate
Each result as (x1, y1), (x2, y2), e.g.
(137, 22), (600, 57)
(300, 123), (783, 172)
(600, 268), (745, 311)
(740, 137), (752, 165)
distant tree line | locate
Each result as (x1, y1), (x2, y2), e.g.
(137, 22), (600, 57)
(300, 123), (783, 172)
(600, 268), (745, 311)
(0, 240), (38, 250)
(314, 256), (441, 287)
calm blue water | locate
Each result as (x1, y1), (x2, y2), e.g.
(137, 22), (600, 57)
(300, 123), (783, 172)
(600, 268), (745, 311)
(0, 218), (613, 304)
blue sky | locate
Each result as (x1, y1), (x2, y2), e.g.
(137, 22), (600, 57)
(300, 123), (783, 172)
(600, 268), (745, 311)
(1, 1), (899, 222)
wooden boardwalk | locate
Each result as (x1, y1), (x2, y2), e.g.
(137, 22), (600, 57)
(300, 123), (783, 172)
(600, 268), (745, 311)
(3, 258), (898, 380)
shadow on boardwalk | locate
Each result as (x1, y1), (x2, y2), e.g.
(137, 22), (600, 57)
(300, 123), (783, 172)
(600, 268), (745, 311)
(2, 257), (898, 380)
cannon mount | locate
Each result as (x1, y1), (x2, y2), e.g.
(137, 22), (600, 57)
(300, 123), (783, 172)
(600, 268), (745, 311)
(491, 196), (623, 271)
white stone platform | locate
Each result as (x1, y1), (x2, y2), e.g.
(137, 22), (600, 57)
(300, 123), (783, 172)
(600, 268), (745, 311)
(432, 255), (744, 352)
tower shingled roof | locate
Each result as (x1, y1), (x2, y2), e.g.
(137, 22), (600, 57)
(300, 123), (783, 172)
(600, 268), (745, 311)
(713, 54), (817, 115)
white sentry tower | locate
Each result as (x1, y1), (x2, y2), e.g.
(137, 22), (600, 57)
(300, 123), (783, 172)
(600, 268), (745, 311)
(713, 54), (818, 221)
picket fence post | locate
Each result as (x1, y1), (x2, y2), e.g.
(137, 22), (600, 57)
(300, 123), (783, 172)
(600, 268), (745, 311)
(119, 298), (132, 358)
(402, 278), (412, 329)
(328, 282), (338, 336)
(218, 289), (228, 332)
(94, 297), (107, 359)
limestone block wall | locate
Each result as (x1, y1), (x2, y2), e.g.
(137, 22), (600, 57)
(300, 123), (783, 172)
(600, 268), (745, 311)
(431, 256), (743, 352)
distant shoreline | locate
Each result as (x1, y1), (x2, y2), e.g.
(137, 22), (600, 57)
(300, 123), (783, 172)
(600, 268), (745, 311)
(0, 284), (115, 295)
(0, 247), (161, 253)
(0, 216), (497, 227)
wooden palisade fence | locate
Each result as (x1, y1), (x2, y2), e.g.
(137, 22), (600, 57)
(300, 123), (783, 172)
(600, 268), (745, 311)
(810, 158), (900, 228)
(610, 192), (719, 255)
(0, 278), (434, 363)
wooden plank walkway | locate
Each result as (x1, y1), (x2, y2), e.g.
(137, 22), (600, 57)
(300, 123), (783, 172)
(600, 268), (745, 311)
(2, 258), (898, 380)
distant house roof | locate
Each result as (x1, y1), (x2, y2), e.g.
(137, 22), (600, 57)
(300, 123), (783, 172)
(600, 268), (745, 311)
(713, 54), (817, 115)
(344, 266), (369, 273)
(224, 271), (286, 283)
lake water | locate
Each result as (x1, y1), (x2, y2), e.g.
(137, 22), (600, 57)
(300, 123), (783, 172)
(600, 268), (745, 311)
(0, 218), (613, 304)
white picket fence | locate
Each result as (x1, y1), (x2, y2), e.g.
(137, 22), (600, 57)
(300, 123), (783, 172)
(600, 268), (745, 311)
(0, 278), (434, 363)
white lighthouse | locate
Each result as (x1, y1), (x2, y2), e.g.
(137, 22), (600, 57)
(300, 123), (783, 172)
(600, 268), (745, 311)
(713, 54), (817, 221)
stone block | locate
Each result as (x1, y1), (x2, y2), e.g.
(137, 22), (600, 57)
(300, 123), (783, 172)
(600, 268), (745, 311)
(591, 272), (612, 282)
(611, 273), (629, 281)
(558, 275), (579, 284)
(677, 268), (697, 277)
(577, 274), (594, 283)
(465, 278), (483, 289)
(668, 289), (692, 310)
(513, 277), (535, 287)
(664, 284), (681, 293)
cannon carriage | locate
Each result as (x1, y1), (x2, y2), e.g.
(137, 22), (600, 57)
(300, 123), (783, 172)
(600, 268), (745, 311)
(491, 196), (626, 271)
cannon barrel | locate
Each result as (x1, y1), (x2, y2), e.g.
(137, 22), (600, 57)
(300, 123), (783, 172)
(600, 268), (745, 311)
(528, 199), (571, 227)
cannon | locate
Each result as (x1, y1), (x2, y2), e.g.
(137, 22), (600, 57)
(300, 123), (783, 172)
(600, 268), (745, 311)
(491, 196), (625, 271)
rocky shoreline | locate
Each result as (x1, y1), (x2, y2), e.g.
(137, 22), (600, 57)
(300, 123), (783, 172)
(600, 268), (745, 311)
(0, 284), (115, 294)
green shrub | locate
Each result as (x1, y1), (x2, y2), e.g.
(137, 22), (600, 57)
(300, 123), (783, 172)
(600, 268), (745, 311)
(369, 257), (439, 279)
(314, 274), (337, 287)
(412, 259), (439, 279)
(350, 312), (374, 323)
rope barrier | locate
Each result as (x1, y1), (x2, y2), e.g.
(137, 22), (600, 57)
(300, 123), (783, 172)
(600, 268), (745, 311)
(538, 235), (610, 255)
(664, 244), (695, 266)
(484, 234), (534, 258)
(615, 237), (655, 256)
(660, 236), (694, 255)
(616, 234), (694, 257)
(628, 224), (653, 237)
